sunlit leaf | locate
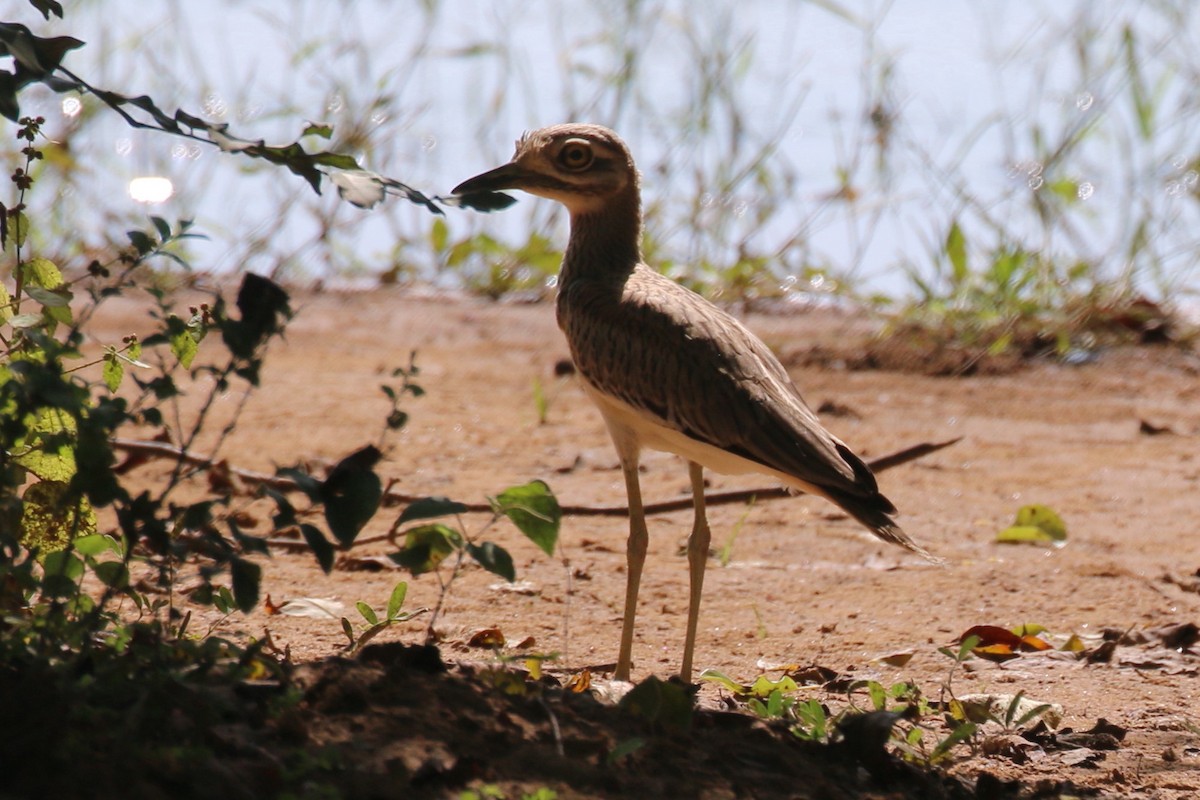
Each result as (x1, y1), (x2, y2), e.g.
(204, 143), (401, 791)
(73, 533), (119, 557)
(390, 523), (461, 575)
(1061, 633), (1086, 652)
(0, 282), (11, 325)
(945, 221), (968, 284)
(492, 480), (560, 556)
(996, 524), (1056, 543)
(102, 353), (123, 392)
(698, 669), (747, 694)
(997, 503), (1067, 544)
(302, 123), (334, 139)
(430, 217), (449, 252)
(747, 674), (798, 698)
(20, 480), (95, 552)
(356, 600), (379, 626)
(385, 581), (408, 620)
(21, 257), (62, 290)
(13, 407), (76, 482)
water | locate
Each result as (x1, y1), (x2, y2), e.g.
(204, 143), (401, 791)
(13, 0), (1200, 305)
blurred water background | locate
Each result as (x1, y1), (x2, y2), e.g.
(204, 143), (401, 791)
(9, 0), (1199, 310)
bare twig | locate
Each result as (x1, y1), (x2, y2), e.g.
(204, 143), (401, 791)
(111, 435), (961, 519)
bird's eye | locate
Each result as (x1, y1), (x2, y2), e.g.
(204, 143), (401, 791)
(557, 139), (594, 171)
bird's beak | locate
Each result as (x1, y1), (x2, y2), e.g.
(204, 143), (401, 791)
(452, 162), (528, 195)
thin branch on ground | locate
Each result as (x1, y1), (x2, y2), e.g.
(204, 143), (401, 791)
(111, 435), (961, 532)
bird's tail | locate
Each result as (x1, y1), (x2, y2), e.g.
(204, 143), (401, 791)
(838, 498), (943, 565)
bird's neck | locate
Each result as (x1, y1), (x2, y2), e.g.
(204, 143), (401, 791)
(560, 184), (643, 285)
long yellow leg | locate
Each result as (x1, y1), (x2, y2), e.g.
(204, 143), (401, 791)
(615, 453), (648, 681)
(679, 460), (711, 683)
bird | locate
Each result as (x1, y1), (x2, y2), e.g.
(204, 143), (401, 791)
(453, 123), (936, 683)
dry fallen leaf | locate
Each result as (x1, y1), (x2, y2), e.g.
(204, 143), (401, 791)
(274, 597), (346, 619)
(566, 669), (593, 693)
(468, 627), (506, 649)
(874, 650), (915, 668)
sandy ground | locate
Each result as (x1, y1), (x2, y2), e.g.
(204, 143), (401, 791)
(88, 287), (1200, 797)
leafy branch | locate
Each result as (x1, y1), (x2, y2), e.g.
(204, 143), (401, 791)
(0, 18), (512, 214)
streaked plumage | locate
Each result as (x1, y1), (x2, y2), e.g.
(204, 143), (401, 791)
(454, 123), (935, 682)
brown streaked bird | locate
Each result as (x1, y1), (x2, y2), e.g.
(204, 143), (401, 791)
(453, 123), (936, 683)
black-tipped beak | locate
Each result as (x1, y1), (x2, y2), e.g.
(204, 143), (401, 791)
(452, 162), (527, 195)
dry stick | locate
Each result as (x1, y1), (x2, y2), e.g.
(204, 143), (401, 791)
(111, 436), (962, 549)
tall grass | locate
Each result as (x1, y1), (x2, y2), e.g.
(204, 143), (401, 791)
(5, 0), (1199, 346)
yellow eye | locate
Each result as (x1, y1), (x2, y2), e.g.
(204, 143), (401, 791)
(557, 139), (594, 171)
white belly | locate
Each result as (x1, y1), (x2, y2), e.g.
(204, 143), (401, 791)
(582, 383), (826, 498)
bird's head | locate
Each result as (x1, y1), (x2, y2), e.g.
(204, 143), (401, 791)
(453, 123), (638, 215)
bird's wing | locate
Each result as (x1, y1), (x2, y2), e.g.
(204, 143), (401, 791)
(561, 267), (885, 506)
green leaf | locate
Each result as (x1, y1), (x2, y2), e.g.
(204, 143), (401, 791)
(430, 217), (449, 253)
(9, 210), (28, 247)
(698, 669), (747, 694)
(930, 722), (977, 764)
(73, 533), (118, 557)
(300, 523), (334, 573)
(356, 600), (379, 626)
(996, 504), (1067, 544)
(321, 445), (382, 547)
(102, 354), (123, 392)
(169, 318), (199, 368)
(13, 408), (76, 482)
(127, 229), (156, 256)
(21, 480), (96, 553)
(0, 282), (12, 325)
(31, 1), (65, 21)
(302, 123), (334, 139)
(8, 313), (43, 329)
(23, 257), (63, 290)
(390, 523), (461, 576)
(24, 285), (68, 307)
(945, 221), (968, 284)
(93, 561), (130, 589)
(747, 674), (798, 698)
(230, 557), (262, 613)
(1122, 25), (1153, 140)
(385, 581), (408, 620)
(492, 480), (560, 556)
(397, 496), (469, 526)
(1047, 178), (1079, 204)
(466, 541), (515, 582)
(996, 525), (1057, 543)
(40, 548), (84, 597)
(867, 681), (887, 711)
(150, 215), (172, 241)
